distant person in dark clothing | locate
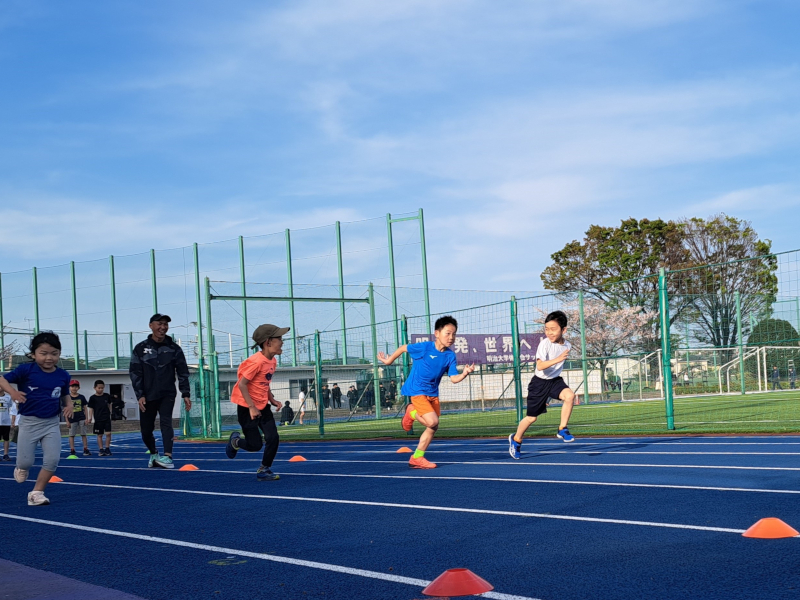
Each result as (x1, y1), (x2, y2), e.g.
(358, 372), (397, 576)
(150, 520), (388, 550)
(771, 366), (782, 390)
(347, 385), (358, 410)
(387, 381), (397, 407)
(87, 380), (112, 456)
(130, 314), (191, 469)
(280, 401), (294, 426)
(110, 393), (125, 421)
(322, 384), (331, 409)
(789, 367), (796, 390)
(331, 383), (342, 409)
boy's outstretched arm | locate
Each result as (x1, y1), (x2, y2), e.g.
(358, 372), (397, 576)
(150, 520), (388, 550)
(377, 345), (407, 366)
(449, 364), (476, 384)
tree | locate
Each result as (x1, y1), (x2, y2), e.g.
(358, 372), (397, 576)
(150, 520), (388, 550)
(677, 215), (777, 349)
(541, 218), (693, 349)
(747, 318), (800, 375)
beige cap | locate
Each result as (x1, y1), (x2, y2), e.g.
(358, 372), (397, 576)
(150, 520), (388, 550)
(252, 324), (290, 349)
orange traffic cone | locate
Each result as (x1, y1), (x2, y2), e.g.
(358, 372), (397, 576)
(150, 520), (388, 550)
(742, 518), (799, 539)
(178, 464), (199, 471)
(422, 569), (494, 597)
(289, 456), (307, 462)
(49, 476), (63, 483)
(397, 447), (413, 453)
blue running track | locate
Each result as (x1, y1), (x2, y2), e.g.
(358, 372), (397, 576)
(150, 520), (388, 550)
(2, 432), (800, 600)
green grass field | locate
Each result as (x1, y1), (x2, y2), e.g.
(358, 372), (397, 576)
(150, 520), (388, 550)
(189, 390), (800, 442)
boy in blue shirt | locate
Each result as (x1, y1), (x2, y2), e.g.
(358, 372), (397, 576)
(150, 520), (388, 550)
(508, 310), (576, 460)
(0, 332), (72, 506)
(378, 316), (474, 469)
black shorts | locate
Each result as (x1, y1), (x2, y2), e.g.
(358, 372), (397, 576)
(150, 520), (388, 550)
(526, 376), (570, 417)
(93, 420), (112, 435)
(0, 426), (9, 441)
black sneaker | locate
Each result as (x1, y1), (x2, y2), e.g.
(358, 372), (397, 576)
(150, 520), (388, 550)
(105, 448), (112, 456)
(83, 449), (92, 456)
(256, 466), (279, 481)
(99, 449), (107, 456)
(2, 455), (9, 462)
(226, 432), (240, 459)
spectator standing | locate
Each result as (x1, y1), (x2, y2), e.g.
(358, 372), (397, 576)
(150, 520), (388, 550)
(280, 401), (294, 426)
(331, 383), (342, 409)
(129, 314), (191, 469)
(789, 366), (796, 390)
(297, 387), (306, 425)
(322, 384), (331, 409)
(66, 380), (90, 457)
(87, 381), (113, 456)
(347, 385), (358, 410)
(771, 366), (782, 390)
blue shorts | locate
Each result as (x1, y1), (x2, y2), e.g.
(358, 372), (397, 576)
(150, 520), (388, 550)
(526, 376), (569, 417)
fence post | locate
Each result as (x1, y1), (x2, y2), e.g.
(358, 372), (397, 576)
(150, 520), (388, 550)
(386, 214), (400, 347)
(238, 236), (248, 360)
(335, 222), (348, 365)
(369, 283), (381, 419)
(418, 208), (432, 335)
(510, 297), (523, 422)
(578, 290), (589, 405)
(32, 267), (39, 334)
(70, 262), (80, 370)
(84, 330), (89, 370)
(285, 229), (298, 367)
(658, 268), (675, 430)
(150, 249), (158, 314)
(193, 243), (207, 438)
(315, 330), (324, 437)
(735, 291), (746, 395)
(109, 255), (119, 370)
(205, 277), (221, 437)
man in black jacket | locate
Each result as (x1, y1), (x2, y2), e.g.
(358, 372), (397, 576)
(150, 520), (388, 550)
(129, 314), (191, 469)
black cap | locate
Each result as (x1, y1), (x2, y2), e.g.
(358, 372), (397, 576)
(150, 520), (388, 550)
(149, 313), (172, 323)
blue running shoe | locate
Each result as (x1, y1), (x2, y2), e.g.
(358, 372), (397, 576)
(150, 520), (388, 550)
(508, 434), (521, 460)
(557, 428), (575, 442)
(256, 466), (279, 481)
(226, 432), (240, 459)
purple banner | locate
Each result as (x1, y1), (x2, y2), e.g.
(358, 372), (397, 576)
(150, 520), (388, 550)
(410, 333), (544, 365)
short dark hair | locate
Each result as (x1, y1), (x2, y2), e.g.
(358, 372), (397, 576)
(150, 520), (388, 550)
(94, 380), (105, 387)
(435, 315), (458, 331)
(545, 311), (568, 329)
(27, 331), (61, 360)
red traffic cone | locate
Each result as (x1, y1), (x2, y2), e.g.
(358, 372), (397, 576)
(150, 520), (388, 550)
(289, 455), (307, 462)
(397, 447), (413, 453)
(49, 476), (64, 483)
(422, 569), (494, 597)
(742, 518), (799, 539)
(178, 464), (199, 471)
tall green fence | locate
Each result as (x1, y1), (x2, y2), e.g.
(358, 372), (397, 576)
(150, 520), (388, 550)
(182, 248), (800, 440)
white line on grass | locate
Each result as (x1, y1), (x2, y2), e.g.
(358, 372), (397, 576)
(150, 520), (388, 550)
(0, 478), (760, 534)
(39, 465), (800, 495)
(0, 513), (539, 600)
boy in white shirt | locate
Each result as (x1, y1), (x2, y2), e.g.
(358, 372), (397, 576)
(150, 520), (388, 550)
(509, 310), (576, 459)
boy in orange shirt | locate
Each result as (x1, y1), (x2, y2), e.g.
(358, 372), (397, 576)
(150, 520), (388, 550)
(225, 324), (289, 481)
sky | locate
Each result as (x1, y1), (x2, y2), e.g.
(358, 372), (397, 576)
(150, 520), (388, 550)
(1, 0), (800, 293)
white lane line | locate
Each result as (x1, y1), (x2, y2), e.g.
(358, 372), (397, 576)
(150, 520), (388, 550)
(0, 478), (758, 534)
(39, 465), (800, 495)
(96, 450), (800, 456)
(0, 513), (538, 600)
(4, 459), (800, 471)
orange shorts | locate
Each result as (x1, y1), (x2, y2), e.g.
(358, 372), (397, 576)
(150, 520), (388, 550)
(410, 395), (440, 417)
